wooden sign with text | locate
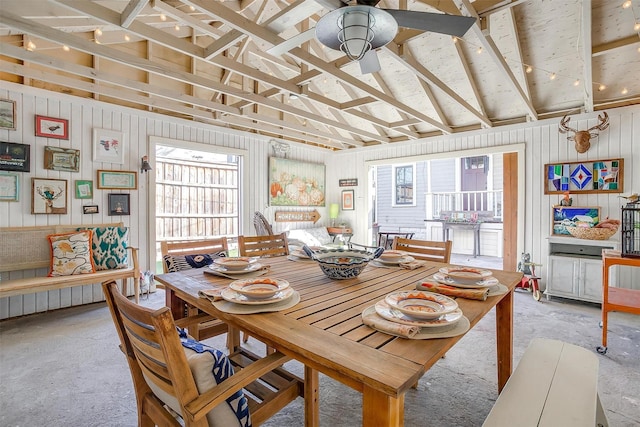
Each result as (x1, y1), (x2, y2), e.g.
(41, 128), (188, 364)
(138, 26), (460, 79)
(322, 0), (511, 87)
(274, 209), (321, 223)
(339, 178), (358, 187)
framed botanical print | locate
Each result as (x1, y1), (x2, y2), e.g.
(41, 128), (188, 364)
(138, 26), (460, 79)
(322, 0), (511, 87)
(93, 128), (124, 164)
(32, 178), (67, 214)
(44, 146), (79, 172)
(35, 116), (69, 139)
(0, 172), (19, 201)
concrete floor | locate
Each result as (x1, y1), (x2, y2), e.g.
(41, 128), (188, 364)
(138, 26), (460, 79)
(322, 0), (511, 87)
(1, 273), (639, 426)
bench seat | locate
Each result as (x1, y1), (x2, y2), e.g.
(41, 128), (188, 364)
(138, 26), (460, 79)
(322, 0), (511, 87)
(483, 338), (608, 427)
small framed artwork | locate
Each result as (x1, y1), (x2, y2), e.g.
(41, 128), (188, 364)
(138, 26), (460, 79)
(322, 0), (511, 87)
(0, 99), (16, 130)
(97, 170), (137, 190)
(0, 141), (30, 172)
(551, 205), (600, 236)
(108, 193), (130, 216)
(44, 146), (80, 172)
(75, 180), (93, 199)
(93, 128), (124, 164)
(83, 205), (99, 214)
(32, 178), (67, 214)
(342, 189), (354, 211)
(35, 115), (69, 139)
(0, 172), (20, 202)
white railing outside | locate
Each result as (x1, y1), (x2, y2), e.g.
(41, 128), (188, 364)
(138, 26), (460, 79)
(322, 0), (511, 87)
(425, 190), (503, 220)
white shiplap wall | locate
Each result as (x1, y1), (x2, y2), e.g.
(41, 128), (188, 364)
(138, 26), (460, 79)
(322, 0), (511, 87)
(328, 106), (640, 290)
(0, 82), (328, 319)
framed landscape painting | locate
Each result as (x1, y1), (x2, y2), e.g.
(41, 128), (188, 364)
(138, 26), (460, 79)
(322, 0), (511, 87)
(551, 206), (600, 236)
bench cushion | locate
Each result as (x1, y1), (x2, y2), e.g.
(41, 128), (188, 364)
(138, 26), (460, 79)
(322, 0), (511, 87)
(287, 227), (333, 247)
(47, 230), (96, 276)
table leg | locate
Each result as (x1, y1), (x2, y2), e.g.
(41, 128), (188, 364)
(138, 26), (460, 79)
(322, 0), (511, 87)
(362, 386), (403, 426)
(601, 261), (610, 350)
(304, 366), (319, 427)
(165, 288), (185, 320)
(495, 290), (514, 392)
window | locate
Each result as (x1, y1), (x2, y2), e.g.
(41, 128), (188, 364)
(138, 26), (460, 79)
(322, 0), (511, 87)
(393, 164), (415, 206)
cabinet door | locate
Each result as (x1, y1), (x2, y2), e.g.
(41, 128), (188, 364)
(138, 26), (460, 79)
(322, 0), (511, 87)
(547, 256), (579, 297)
(580, 258), (603, 302)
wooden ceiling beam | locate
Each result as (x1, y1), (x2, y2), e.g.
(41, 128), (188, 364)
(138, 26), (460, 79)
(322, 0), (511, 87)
(581, 0), (594, 113)
(120, 0), (149, 28)
(592, 35), (640, 57)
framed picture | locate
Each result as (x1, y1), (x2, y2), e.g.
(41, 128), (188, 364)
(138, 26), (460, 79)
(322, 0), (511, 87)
(0, 141), (30, 172)
(342, 189), (354, 210)
(75, 180), (93, 199)
(31, 178), (67, 214)
(0, 172), (19, 202)
(83, 205), (99, 214)
(268, 157), (325, 206)
(97, 170), (137, 190)
(93, 128), (124, 164)
(35, 115), (69, 139)
(544, 158), (623, 194)
(108, 193), (130, 215)
(551, 205), (600, 236)
(0, 99), (16, 130)
(44, 146), (80, 172)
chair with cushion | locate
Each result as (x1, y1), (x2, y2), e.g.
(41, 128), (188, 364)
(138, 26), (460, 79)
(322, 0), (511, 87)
(161, 238), (230, 342)
(238, 233), (289, 258)
(102, 280), (303, 427)
(392, 237), (452, 263)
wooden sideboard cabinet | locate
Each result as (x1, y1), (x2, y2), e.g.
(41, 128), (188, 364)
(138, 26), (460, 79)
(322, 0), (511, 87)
(546, 236), (619, 303)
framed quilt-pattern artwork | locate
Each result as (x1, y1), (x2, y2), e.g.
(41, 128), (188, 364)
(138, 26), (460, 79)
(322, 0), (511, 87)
(544, 158), (623, 194)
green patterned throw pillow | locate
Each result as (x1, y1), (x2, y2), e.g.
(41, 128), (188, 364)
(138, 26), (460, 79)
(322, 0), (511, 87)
(79, 226), (129, 270)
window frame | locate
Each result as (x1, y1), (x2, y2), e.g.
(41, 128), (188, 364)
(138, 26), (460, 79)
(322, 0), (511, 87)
(392, 163), (416, 207)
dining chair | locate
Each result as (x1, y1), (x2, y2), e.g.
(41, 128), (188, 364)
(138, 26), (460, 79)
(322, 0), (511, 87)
(237, 233), (289, 345)
(377, 231), (415, 249)
(161, 238), (230, 342)
(102, 280), (303, 427)
(392, 237), (452, 263)
(253, 211), (274, 236)
(238, 233), (289, 258)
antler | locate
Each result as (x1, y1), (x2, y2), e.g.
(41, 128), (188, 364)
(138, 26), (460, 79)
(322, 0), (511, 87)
(587, 111), (609, 132)
(558, 115), (577, 134)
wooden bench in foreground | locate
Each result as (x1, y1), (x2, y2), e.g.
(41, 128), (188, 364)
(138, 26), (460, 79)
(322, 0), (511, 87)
(483, 338), (608, 427)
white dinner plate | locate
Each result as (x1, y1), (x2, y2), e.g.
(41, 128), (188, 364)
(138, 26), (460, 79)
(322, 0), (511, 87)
(375, 255), (415, 265)
(374, 300), (462, 328)
(208, 262), (263, 275)
(384, 290), (458, 320)
(221, 286), (295, 305)
(432, 272), (499, 289)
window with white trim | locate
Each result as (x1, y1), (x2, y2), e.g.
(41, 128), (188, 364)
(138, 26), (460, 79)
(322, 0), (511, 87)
(393, 164), (415, 206)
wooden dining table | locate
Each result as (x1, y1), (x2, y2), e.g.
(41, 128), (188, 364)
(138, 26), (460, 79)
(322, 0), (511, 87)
(155, 255), (522, 427)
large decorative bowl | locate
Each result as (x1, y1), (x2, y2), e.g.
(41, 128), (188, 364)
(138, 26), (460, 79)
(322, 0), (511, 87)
(565, 226), (618, 240)
(303, 246), (384, 280)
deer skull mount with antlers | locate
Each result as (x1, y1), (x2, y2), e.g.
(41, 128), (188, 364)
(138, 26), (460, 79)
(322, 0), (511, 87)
(559, 112), (610, 153)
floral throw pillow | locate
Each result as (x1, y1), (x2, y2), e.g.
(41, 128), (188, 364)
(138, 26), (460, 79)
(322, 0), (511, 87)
(79, 227), (129, 271)
(48, 231), (96, 276)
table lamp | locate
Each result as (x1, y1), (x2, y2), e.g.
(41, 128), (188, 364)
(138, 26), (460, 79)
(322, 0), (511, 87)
(329, 203), (340, 226)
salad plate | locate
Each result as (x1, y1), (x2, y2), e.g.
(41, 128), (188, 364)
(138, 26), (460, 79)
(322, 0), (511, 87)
(375, 255), (415, 265)
(438, 266), (493, 285)
(213, 257), (258, 271)
(374, 300), (463, 328)
(221, 285), (295, 305)
(432, 272), (498, 289)
(384, 290), (458, 320)
(208, 262), (263, 274)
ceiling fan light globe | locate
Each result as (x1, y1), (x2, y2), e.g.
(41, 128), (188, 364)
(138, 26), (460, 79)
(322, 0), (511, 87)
(338, 10), (375, 61)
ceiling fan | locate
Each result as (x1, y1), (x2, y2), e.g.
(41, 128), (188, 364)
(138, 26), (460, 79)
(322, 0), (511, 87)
(268, 0), (476, 74)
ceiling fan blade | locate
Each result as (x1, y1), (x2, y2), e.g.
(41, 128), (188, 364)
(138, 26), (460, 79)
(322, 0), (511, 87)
(359, 50), (381, 74)
(267, 28), (316, 56)
(314, 0), (347, 10)
(383, 10), (476, 37)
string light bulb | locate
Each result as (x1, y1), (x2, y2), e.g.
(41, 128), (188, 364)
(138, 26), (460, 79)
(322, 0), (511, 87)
(634, 22), (640, 31)
(525, 65), (533, 73)
(124, 34), (130, 41)
(174, 24), (180, 31)
(598, 84), (606, 91)
(622, 0), (632, 8)
(160, 13), (167, 21)
(26, 40), (36, 51)
(95, 28), (102, 36)
(62, 45), (70, 51)
(476, 46), (483, 54)
(452, 36), (458, 43)
(549, 72), (556, 80)
(621, 87), (628, 95)
(573, 79), (580, 86)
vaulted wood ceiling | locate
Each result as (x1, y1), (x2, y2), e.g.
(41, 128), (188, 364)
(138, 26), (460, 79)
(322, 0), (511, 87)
(1, 0), (639, 150)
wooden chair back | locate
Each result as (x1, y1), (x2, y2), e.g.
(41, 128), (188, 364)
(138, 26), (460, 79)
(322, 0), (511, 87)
(161, 238), (228, 271)
(392, 237), (452, 263)
(238, 233), (289, 258)
(102, 280), (303, 427)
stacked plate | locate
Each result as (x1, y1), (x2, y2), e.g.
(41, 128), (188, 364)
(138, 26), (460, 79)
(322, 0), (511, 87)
(220, 277), (294, 305)
(432, 266), (498, 289)
(374, 250), (415, 266)
(208, 257), (263, 274)
(289, 246), (323, 260)
(375, 290), (463, 330)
